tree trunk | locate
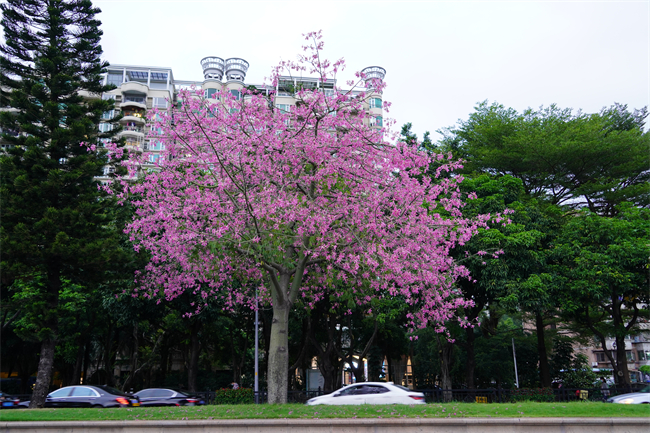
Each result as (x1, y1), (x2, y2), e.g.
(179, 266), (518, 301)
(267, 303), (290, 404)
(614, 335), (630, 386)
(265, 257), (308, 403)
(29, 338), (56, 408)
(30, 269), (60, 408)
(187, 321), (201, 392)
(611, 295), (631, 386)
(437, 335), (453, 402)
(465, 326), (476, 389)
(535, 312), (552, 387)
(72, 342), (84, 385)
(82, 339), (91, 385)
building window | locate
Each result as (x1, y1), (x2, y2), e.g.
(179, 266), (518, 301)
(98, 123), (113, 133)
(205, 88), (218, 99)
(276, 104), (291, 113)
(370, 98), (382, 109)
(148, 141), (164, 151)
(107, 73), (123, 87)
(370, 116), (383, 127)
(153, 98), (168, 109)
(230, 90), (241, 101)
(626, 351), (635, 361)
(638, 351), (650, 361)
(101, 110), (115, 120)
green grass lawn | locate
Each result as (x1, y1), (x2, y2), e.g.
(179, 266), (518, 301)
(1, 402), (649, 422)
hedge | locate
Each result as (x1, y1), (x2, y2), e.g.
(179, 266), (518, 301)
(214, 388), (255, 405)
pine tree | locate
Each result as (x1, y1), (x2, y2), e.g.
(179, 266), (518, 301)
(1, 0), (123, 407)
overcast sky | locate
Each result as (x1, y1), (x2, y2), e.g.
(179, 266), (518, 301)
(39, 1), (650, 138)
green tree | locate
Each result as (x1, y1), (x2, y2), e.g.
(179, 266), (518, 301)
(439, 101), (649, 387)
(440, 101), (649, 216)
(447, 174), (560, 388)
(552, 205), (650, 386)
(0, 0), (124, 407)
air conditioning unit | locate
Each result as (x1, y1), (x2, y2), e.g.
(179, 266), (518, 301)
(592, 362), (598, 367)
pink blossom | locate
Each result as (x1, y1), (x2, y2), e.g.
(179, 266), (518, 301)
(110, 31), (500, 402)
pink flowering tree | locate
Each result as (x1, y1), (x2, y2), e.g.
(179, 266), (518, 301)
(112, 32), (494, 404)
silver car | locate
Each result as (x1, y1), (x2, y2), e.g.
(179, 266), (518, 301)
(606, 386), (650, 404)
(306, 382), (425, 405)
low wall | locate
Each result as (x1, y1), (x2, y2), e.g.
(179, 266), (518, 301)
(2, 418), (649, 433)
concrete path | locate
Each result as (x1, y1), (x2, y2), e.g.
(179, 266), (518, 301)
(2, 418), (649, 433)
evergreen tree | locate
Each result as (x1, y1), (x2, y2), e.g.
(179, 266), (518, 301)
(0, 0), (123, 407)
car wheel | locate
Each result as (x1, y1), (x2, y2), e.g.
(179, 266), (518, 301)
(92, 404), (103, 408)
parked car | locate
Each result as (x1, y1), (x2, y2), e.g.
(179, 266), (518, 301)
(0, 391), (21, 409)
(18, 385), (140, 408)
(133, 388), (205, 406)
(306, 382), (426, 405)
(606, 386), (650, 404)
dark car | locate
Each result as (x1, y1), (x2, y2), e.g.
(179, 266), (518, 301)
(133, 388), (205, 406)
(19, 385), (140, 408)
(0, 391), (21, 409)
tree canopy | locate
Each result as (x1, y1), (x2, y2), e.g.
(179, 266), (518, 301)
(111, 32), (496, 403)
(0, 0), (126, 407)
(440, 101), (649, 216)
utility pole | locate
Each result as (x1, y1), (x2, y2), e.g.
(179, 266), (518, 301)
(254, 287), (259, 404)
(512, 338), (519, 388)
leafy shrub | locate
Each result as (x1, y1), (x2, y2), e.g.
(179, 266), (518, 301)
(510, 387), (555, 402)
(214, 388), (254, 405)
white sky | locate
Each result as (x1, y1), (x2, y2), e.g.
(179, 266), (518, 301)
(21, 1), (650, 139)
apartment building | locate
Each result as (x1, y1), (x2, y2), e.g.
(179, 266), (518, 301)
(96, 57), (386, 183)
(575, 323), (650, 383)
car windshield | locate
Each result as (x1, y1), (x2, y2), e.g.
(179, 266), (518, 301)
(95, 385), (129, 396)
(641, 386), (650, 393)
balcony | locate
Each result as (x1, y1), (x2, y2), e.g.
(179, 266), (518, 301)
(120, 81), (149, 94)
(119, 124), (145, 140)
(122, 124), (145, 133)
(121, 110), (146, 124)
(120, 95), (147, 110)
(124, 137), (144, 151)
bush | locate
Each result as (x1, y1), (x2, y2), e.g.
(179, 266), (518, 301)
(510, 387), (555, 402)
(214, 388), (254, 405)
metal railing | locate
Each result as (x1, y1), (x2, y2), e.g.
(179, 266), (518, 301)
(11, 383), (647, 406)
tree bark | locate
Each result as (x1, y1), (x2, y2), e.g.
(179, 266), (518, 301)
(614, 334), (630, 387)
(535, 312), (552, 387)
(30, 269), (60, 408)
(29, 338), (56, 408)
(267, 303), (290, 403)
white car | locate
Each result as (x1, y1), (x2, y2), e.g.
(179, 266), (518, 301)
(606, 386), (650, 404)
(306, 382), (425, 405)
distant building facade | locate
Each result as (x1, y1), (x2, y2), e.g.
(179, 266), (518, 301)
(95, 57), (386, 183)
